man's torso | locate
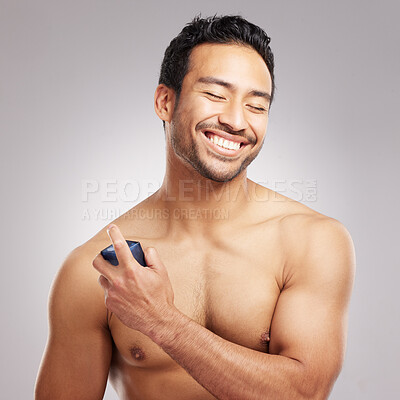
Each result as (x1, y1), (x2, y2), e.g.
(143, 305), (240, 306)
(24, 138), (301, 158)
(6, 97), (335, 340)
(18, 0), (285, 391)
(80, 184), (322, 399)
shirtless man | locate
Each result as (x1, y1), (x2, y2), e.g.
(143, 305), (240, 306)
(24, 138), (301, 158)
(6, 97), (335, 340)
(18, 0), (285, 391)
(35, 15), (355, 400)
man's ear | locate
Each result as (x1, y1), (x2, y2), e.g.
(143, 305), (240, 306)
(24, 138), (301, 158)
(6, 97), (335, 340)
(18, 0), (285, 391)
(154, 84), (175, 124)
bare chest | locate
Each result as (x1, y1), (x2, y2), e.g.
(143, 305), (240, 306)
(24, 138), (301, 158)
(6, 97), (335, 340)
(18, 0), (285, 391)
(108, 233), (284, 369)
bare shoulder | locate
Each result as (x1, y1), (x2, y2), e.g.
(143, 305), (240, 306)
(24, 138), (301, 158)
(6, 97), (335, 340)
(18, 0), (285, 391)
(49, 224), (120, 330)
(253, 183), (354, 252)
(279, 205), (355, 261)
(252, 182), (356, 285)
(58, 198), (151, 285)
(54, 200), (152, 302)
(58, 226), (110, 282)
(280, 206), (354, 251)
(275, 200), (356, 292)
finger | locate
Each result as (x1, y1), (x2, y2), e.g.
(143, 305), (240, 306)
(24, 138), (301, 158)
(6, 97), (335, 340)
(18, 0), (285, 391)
(92, 253), (115, 280)
(143, 247), (166, 273)
(107, 224), (137, 269)
(98, 274), (111, 290)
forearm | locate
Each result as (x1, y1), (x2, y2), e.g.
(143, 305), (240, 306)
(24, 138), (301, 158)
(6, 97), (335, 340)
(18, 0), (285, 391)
(146, 308), (310, 400)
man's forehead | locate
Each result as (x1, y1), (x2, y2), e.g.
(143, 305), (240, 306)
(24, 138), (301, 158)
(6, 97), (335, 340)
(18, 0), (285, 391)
(185, 43), (272, 93)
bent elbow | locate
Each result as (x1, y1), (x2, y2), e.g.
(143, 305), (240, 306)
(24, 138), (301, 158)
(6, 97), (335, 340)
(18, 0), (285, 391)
(297, 375), (337, 400)
(295, 364), (340, 400)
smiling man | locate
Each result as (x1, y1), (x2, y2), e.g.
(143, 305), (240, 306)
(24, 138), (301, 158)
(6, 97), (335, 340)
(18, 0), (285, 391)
(35, 15), (356, 400)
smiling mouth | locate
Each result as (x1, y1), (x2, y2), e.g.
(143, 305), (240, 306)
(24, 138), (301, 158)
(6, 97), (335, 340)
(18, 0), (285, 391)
(203, 131), (244, 151)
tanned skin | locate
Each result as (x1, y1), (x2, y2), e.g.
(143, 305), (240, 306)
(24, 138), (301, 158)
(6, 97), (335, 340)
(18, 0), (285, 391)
(35, 43), (355, 400)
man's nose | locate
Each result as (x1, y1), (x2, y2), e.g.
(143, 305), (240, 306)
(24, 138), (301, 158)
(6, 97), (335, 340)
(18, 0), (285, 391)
(218, 100), (249, 132)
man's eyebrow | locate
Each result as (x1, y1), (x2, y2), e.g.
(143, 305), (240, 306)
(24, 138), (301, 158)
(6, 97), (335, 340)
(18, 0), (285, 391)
(197, 76), (234, 89)
(249, 89), (271, 102)
(197, 76), (271, 102)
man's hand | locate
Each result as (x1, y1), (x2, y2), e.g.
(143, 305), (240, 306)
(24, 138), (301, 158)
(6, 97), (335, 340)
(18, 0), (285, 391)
(92, 224), (176, 334)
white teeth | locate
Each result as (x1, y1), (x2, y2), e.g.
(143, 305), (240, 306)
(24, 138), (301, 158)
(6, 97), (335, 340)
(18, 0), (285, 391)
(207, 133), (241, 150)
(227, 141), (235, 150)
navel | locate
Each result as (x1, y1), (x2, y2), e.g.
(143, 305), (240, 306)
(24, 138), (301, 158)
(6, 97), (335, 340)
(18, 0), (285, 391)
(130, 346), (146, 361)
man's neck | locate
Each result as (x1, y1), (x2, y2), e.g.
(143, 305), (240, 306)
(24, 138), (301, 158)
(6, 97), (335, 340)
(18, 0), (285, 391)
(153, 162), (253, 236)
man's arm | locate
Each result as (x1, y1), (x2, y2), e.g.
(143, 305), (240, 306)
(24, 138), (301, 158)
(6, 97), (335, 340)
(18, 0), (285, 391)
(94, 219), (355, 400)
(35, 247), (112, 400)
(146, 218), (355, 400)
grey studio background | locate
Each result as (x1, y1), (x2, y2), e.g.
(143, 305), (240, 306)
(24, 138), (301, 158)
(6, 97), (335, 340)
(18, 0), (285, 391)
(1, 0), (399, 399)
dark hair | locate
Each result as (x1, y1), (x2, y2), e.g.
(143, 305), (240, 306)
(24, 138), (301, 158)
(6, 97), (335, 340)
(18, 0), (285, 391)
(159, 15), (275, 109)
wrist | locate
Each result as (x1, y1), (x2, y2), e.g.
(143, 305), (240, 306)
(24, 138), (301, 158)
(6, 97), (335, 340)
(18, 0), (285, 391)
(146, 306), (190, 346)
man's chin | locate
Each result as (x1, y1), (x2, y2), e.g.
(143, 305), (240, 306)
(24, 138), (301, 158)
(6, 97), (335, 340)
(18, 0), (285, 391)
(194, 164), (244, 183)
(174, 144), (250, 182)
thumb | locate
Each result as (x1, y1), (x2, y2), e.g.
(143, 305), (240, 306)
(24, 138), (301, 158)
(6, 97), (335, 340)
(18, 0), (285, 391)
(144, 247), (165, 272)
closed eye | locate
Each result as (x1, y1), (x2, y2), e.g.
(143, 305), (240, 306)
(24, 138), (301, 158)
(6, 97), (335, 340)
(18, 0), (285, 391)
(203, 92), (267, 113)
(249, 105), (268, 113)
(205, 92), (225, 100)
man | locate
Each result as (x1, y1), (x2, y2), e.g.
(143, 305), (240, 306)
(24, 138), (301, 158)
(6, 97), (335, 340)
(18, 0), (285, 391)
(35, 15), (355, 400)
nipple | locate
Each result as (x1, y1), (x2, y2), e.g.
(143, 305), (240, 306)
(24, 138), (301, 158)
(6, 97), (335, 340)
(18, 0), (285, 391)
(260, 330), (271, 346)
(130, 346), (146, 361)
